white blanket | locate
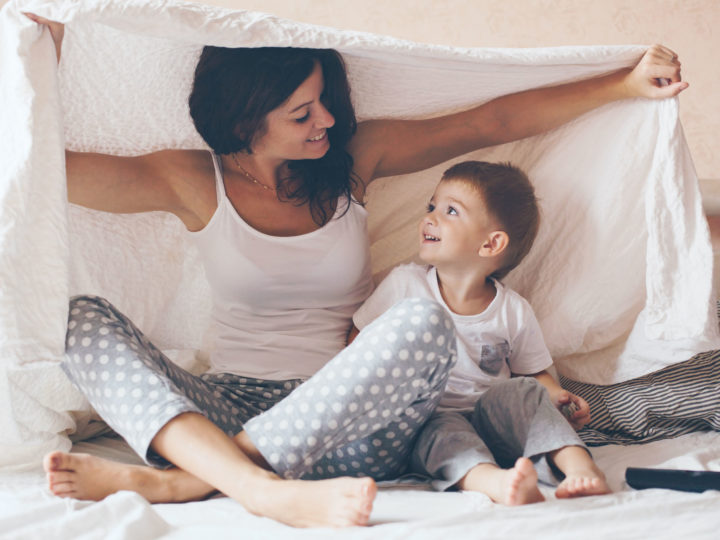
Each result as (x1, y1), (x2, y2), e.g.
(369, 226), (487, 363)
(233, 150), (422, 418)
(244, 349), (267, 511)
(1, 0), (718, 469)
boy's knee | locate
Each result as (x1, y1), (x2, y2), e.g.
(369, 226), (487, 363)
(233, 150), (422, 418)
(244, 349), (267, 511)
(512, 376), (546, 397)
(476, 377), (547, 413)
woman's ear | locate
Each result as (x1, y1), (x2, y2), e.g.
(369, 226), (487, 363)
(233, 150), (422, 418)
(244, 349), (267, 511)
(478, 231), (509, 258)
(232, 124), (253, 153)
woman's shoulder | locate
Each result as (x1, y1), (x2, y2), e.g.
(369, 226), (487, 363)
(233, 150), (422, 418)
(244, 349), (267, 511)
(347, 120), (391, 187)
(144, 149), (213, 174)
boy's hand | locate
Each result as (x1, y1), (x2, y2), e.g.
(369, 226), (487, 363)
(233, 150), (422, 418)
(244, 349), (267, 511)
(553, 390), (591, 430)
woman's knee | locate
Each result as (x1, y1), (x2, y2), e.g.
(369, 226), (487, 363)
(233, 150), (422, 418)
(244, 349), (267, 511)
(65, 295), (142, 362)
(353, 297), (457, 383)
(363, 298), (455, 357)
(389, 297), (454, 340)
(67, 295), (115, 328)
(69, 294), (113, 312)
(67, 296), (112, 344)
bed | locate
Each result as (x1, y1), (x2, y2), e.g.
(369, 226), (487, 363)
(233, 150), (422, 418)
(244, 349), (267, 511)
(3, 431), (720, 538)
(1, 0), (719, 537)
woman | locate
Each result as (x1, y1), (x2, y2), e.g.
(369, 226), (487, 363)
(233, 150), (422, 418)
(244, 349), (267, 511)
(27, 14), (685, 528)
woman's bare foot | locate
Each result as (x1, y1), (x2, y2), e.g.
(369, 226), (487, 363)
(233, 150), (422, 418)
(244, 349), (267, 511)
(43, 451), (215, 502)
(232, 430), (377, 526)
(241, 475), (377, 528)
(458, 458), (544, 506)
(45, 450), (376, 527)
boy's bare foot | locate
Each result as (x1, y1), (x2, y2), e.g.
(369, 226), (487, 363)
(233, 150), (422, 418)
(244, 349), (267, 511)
(505, 457), (545, 505)
(43, 451), (214, 502)
(458, 457), (544, 506)
(555, 470), (611, 498)
(550, 445), (611, 499)
(500, 457), (545, 505)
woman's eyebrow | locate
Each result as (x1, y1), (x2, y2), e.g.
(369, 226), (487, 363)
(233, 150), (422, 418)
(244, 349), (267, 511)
(289, 100), (313, 113)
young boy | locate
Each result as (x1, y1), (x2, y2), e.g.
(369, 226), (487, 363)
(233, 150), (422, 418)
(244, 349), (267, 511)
(351, 161), (610, 505)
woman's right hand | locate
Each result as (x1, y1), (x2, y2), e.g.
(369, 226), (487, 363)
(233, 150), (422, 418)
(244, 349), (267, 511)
(23, 13), (64, 62)
(621, 44), (687, 100)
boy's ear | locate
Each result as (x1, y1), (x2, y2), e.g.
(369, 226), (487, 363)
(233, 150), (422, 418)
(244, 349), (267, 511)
(478, 231), (509, 258)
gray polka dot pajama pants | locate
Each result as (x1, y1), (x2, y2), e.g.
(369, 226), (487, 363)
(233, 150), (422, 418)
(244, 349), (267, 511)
(63, 295), (456, 481)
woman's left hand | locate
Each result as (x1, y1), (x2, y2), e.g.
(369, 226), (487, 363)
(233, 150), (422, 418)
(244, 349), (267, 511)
(622, 44), (688, 99)
(23, 13), (65, 63)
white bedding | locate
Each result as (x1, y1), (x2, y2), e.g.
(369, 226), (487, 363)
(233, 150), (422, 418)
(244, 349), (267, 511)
(1, 0), (718, 471)
(1, 0), (720, 535)
(2, 432), (720, 539)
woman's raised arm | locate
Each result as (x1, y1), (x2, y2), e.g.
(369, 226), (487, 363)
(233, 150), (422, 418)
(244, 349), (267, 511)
(24, 14), (211, 228)
(23, 13), (63, 61)
(64, 151), (203, 221)
(350, 45), (686, 185)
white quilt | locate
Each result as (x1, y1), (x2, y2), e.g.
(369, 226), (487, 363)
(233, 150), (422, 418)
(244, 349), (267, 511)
(0, 0), (718, 470)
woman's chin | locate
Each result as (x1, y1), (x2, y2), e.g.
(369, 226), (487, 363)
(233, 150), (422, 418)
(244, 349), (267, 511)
(306, 137), (330, 157)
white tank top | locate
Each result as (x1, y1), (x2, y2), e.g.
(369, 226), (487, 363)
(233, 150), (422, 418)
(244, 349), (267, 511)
(190, 153), (374, 380)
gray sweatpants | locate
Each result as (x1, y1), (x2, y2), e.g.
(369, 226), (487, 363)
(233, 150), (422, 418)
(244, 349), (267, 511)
(411, 377), (586, 490)
(62, 295), (456, 481)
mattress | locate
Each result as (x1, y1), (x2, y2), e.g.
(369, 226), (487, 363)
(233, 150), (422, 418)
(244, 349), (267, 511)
(2, 431), (720, 539)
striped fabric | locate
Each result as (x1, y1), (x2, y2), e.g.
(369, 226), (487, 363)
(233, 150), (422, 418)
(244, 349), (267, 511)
(561, 349), (720, 446)
(561, 303), (720, 446)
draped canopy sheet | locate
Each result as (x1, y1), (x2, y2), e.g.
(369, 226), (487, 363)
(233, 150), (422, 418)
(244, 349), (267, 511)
(0, 0), (717, 472)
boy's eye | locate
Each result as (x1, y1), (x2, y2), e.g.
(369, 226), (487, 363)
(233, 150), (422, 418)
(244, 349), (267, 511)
(295, 112), (310, 123)
(447, 206), (458, 215)
(426, 203), (435, 213)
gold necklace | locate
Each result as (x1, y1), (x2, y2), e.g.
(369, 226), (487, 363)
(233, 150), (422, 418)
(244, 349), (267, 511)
(231, 153), (276, 192)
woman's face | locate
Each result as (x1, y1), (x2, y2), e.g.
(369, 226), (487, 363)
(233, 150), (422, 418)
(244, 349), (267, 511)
(252, 62), (335, 163)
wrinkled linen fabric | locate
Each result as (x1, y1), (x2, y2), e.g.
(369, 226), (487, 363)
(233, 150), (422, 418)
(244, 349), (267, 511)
(0, 0), (717, 469)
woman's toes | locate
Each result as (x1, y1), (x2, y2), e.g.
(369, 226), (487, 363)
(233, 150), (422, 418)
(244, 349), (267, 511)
(44, 451), (65, 472)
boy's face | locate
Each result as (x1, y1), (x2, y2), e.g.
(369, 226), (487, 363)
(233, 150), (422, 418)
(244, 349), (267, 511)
(418, 179), (499, 268)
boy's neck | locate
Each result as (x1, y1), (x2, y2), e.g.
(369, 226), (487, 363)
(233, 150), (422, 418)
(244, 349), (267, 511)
(434, 265), (497, 316)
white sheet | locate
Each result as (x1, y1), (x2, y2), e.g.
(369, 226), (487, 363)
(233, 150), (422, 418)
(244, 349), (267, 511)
(2, 432), (720, 539)
(0, 0), (718, 469)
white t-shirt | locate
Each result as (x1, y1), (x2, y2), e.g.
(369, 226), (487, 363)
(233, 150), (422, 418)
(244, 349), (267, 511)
(353, 263), (553, 411)
(190, 154), (374, 381)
